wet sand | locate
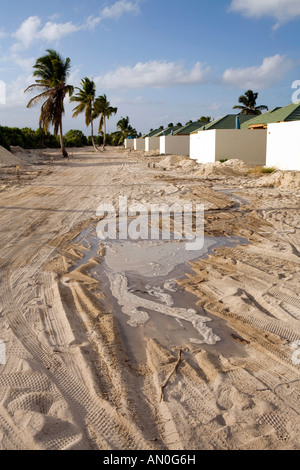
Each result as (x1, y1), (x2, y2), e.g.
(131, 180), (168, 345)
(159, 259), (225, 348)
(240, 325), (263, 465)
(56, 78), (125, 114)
(0, 146), (299, 450)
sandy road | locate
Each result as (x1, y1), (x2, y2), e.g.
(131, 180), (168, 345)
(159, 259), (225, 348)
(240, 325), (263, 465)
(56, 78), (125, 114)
(0, 149), (157, 450)
(0, 148), (299, 450)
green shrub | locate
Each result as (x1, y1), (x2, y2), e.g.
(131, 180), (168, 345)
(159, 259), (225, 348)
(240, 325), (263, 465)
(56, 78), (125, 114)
(261, 167), (276, 174)
(64, 129), (88, 147)
(0, 128), (11, 150)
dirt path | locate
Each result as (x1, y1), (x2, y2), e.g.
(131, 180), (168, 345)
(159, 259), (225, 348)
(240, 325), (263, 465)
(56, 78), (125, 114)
(0, 148), (299, 450)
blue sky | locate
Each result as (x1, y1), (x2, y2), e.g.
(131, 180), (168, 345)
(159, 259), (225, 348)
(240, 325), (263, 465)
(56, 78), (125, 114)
(0, 0), (300, 135)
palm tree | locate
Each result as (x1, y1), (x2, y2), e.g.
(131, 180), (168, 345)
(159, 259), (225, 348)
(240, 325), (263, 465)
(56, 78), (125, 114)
(25, 49), (74, 158)
(233, 90), (268, 115)
(94, 94), (117, 150)
(198, 116), (211, 123)
(116, 116), (137, 145)
(70, 77), (98, 151)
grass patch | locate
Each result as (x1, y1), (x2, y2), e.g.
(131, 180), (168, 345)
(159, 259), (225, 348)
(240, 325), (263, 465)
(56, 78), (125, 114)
(219, 159), (228, 163)
(247, 166), (276, 175)
(261, 167), (276, 174)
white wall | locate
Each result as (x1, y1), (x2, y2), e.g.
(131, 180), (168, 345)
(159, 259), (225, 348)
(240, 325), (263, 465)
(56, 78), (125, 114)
(125, 139), (134, 149)
(145, 137), (160, 152)
(190, 130), (216, 163)
(134, 138), (145, 151)
(190, 129), (267, 165)
(266, 121), (300, 171)
(215, 129), (267, 166)
(160, 135), (190, 155)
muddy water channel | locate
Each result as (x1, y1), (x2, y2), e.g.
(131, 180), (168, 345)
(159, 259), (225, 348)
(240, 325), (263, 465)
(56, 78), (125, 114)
(72, 227), (249, 362)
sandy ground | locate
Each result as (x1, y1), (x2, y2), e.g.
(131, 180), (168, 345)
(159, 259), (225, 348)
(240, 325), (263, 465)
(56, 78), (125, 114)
(0, 146), (299, 450)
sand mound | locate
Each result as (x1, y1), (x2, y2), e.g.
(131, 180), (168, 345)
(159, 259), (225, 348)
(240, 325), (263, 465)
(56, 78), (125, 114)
(222, 159), (251, 171)
(0, 145), (28, 167)
(195, 159), (250, 177)
(156, 155), (189, 169)
(255, 170), (300, 189)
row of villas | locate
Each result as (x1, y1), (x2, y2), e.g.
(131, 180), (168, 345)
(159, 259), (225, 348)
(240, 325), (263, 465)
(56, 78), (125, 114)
(125, 103), (300, 171)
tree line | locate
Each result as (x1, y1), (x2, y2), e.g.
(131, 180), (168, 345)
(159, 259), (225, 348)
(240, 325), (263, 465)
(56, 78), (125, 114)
(0, 126), (133, 151)
(23, 49), (139, 157)
(1, 48), (269, 154)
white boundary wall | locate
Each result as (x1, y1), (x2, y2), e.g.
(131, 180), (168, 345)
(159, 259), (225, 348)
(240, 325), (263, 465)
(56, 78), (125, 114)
(134, 138), (145, 151)
(125, 139), (134, 149)
(190, 129), (267, 165)
(266, 121), (300, 171)
(145, 137), (160, 152)
(160, 135), (190, 155)
(190, 130), (216, 162)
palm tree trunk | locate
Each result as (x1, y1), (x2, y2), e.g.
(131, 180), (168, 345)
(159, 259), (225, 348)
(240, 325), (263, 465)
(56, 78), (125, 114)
(60, 118), (68, 158)
(90, 119), (98, 152)
(103, 117), (106, 150)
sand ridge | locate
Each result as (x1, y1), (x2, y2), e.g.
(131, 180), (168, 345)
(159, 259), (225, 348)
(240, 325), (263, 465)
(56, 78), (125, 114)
(0, 148), (299, 450)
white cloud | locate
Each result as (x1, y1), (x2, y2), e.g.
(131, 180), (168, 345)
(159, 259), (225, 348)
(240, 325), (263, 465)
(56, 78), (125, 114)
(102, 0), (140, 19)
(13, 16), (41, 49)
(86, 0), (140, 30)
(222, 54), (294, 89)
(12, 16), (81, 50)
(11, 2), (141, 50)
(6, 73), (33, 108)
(95, 61), (211, 89)
(39, 21), (80, 42)
(229, 0), (300, 29)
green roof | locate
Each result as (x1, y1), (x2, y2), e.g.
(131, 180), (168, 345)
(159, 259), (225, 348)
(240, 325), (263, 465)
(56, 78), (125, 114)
(143, 128), (163, 138)
(154, 126), (182, 137)
(198, 114), (254, 131)
(174, 122), (210, 135)
(240, 103), (300, 128)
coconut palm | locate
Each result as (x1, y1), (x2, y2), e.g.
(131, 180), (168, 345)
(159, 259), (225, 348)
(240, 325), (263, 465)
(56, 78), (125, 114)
(70, 77), (98, 151)
(25, 49), (74, 158)
(94, 94), (118, 150)
(116, 116), (137, 145)
(233, 90), (268, 115)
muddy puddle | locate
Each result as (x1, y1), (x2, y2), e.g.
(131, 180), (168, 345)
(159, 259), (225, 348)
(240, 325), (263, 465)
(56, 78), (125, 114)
(71, 226), (250, 362)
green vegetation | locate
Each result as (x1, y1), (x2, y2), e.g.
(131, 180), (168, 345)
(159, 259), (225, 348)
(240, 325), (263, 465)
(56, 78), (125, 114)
(64, 129), (87, 147)
(219, 158), (228, 163)
(247, 166), (276, 175)
(25, 49), (74, 158)
(114, 116), (138, 145)
(1, 48), (139, 154)
(0, 126), (60, 150)
(0, 125), (136, 150)
(71, 77), (98, 151)
(94, 94), (118, 149)
(261, 167), (276, 174)
(233, 90), (268, 116)
(198, 116), (211, 123)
